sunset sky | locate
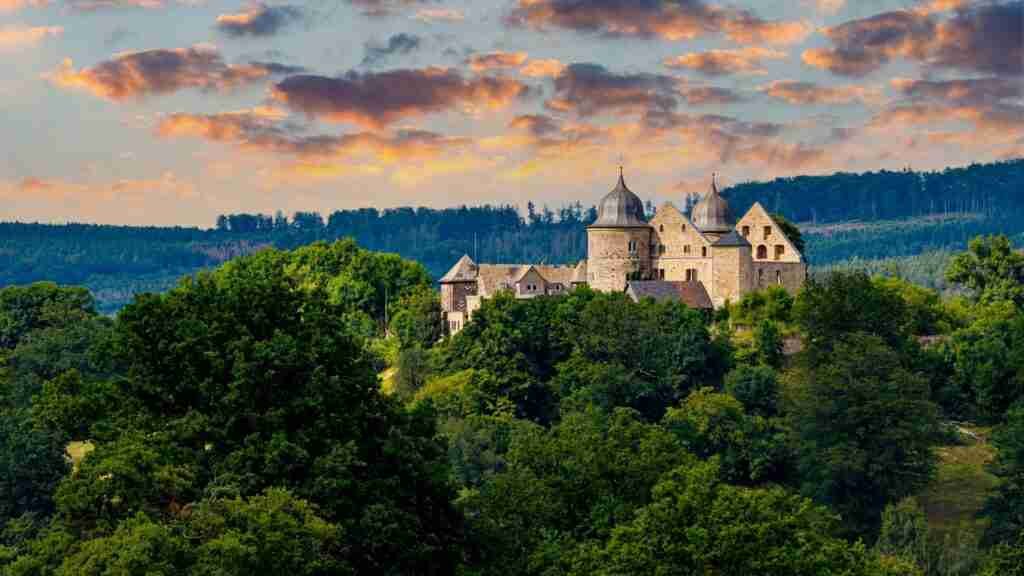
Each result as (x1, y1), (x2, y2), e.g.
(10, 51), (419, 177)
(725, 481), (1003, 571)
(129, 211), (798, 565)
(1, 0), (1021, 226)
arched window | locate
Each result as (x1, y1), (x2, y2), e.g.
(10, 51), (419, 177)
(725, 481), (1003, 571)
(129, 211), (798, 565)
(701, 246), (708, 258)
(757, 245), (768, 259)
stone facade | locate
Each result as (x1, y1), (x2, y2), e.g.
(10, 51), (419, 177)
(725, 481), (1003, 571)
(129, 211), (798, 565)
(440, 174), (807, 333)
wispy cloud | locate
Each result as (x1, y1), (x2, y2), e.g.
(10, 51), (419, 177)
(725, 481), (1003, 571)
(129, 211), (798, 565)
(0, 25), (62, 52)
(216, 3), (303, 37)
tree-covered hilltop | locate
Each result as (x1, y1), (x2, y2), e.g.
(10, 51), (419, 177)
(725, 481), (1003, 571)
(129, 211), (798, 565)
(3, 235), (1024, 574)
(2, 158), (1023, 312)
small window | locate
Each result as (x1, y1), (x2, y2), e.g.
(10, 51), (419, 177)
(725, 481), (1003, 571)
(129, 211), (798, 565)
(659, 244), (666, 255)
(774, 245), (785, 260)
(757, 245), (768, 259)
(764, 226), (772, 239)
(681, 224), (686, 232)
(742, 226), (750, 237)
(685, 269), (698, 282)
(776, 271), (783, 285)
(684, 245), (691, 255)
(628, 240), (637, 253)
(659, 269), (666, 280)
(701, 247), (708, 258)
(659, 224), (664, 232)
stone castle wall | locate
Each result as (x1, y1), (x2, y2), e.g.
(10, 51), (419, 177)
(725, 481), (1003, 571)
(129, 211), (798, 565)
(441, 281), (477, 314)
(587, 227), (652, 292)
(751, 261), (806, 295)
(711, 245), (753, 306)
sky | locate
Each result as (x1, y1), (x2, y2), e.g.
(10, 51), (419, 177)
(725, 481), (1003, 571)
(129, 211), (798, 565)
(0, 0), (1021, 226)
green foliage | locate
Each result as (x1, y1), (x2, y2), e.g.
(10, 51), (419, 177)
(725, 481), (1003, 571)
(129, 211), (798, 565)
(944, 303), (1024, 422)
(873, 277), (957, 336)
(728, 286), (794, 327)
(946, 235), (1024, 307)
(389, 286), (446, 350)
(664, 388), (791, 485)
(786, 333), (940, 537)
(0, 283), (95, 351)
(795, 270), (912, 355)
(725, 365), (779, 417)
(574, 459), (921, 576)
(459, 406), (692, 575)
(0, 408), (69, 522)
(983, 405), (1024, 546)
(979, 533), (1024, 576)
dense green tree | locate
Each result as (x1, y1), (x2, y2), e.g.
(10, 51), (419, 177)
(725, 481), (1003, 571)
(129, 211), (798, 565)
(979, 533), (1024, 576)
(573, 460), (921, 576)
(459, 406), (692, 575)
(725, 364), (780, 418)
(983, 405), (1024, 546)
(946, 235), (1024, 307)
(0, 283), (95, 351)
(794, 271), (911, 355)
(664, 388), (791, 485)
(0, 408), (69, 523)
(786, 333), (939, 536)
(389, 286), (446, 350)
(945, 303), (1024, 422)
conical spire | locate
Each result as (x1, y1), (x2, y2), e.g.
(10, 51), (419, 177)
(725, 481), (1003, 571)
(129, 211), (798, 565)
(691, 172), (733, 233)
(590, 170), (648, 228)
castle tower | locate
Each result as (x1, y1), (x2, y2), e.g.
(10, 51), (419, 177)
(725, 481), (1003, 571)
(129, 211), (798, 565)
(586, 170), (652, 292)
(690, 174), (733, 243)
(710, 230), (753, 307)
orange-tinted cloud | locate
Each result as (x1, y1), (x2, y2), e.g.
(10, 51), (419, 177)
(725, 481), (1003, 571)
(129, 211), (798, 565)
(47, 45), (295, 101)
(519, 58), (567, 78)
(664, 47), (785, 76)
(761, 80), (881, 105)
(547, 63), (678, 117)
(271, 67), (531, 128)
(216, 3), (302, 37)
(507, 0), (809, 45)
(0, 0), (48, 11)
(414, 7), (463, 22)
(467, 51), (529, 72)
(0, 25), (61, 51)
(3, 172), (197, 203)
(803, 2), (1023, 77)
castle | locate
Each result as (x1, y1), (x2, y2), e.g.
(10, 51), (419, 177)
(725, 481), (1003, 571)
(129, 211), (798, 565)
(441, 172), (806, 334)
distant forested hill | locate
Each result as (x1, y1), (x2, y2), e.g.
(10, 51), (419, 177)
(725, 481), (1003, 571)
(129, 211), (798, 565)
(2, 159), (1021, 311)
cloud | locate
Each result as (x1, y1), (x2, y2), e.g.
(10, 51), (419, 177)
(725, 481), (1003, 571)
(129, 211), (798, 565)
(271, 67), (531, 128)
(216, 3), (302, 37)
(664, 47), (785, 76)
(891, 76), (1020, 106)
(507, 0), (810, 45)
(0, 25), (62, 52)
(547, 63), (679, 117)
(46, 45), (291, 101)
(467, 50), (528, 72)
(809, 0), (844, 14)
(760, 80), (882, 105)
(3, 172), (197, 204)
(0, 0), (48, 11)
(519, 58), (566, 78)
(361, 33), (422, 67)
(803, 2), (1024, 77)
(346, 0), (430, 17)
(508, 114), (560, 137)
(414, 7), (463, 22)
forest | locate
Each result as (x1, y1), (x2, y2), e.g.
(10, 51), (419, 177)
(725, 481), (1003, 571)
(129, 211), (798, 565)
(1, 232), (1024, 574)
(1, 159), (1022, 312)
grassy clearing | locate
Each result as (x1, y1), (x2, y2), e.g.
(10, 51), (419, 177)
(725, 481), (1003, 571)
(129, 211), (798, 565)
(918, 425), (998, 537)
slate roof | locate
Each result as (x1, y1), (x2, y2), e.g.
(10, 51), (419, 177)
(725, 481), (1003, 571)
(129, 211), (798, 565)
(589, 173), (649, 228)
(440, 254), (478, 282)
(625, 281), (713, 309)
(691, 179), (734, 233)
(712, 230), (751, 248)
(474, 264), (578, 296)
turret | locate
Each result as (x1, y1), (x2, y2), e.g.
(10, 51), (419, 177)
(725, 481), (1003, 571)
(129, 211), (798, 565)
(586, 170), (652, 292)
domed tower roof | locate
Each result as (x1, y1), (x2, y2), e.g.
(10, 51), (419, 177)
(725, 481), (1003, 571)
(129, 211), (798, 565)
(691, 174), (734, 234)
(589, 169), (648, 228)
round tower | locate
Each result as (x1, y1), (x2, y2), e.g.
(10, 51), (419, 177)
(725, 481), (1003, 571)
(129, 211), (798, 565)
(586, 170), (652, 292)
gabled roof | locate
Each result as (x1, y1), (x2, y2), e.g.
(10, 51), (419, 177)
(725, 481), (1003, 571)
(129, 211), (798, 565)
(440, 254), (478, 283)
(625, 281), (713, 309)
(738, 201), (804, 261)
(650, 202), (712, 245)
